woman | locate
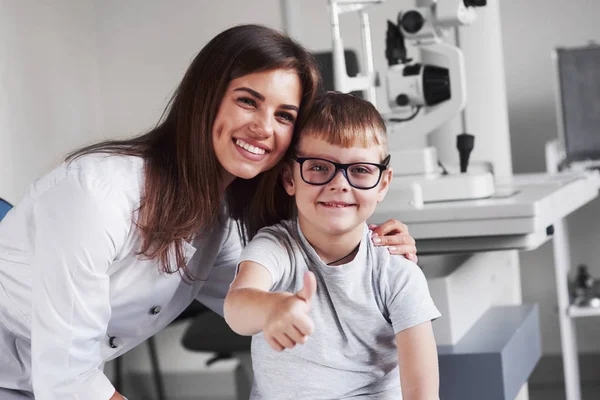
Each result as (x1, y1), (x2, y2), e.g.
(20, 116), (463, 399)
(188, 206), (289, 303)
(0, 25), (417, 400)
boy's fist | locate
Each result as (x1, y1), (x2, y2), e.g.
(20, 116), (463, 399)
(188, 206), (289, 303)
(263, 271), (317, 352)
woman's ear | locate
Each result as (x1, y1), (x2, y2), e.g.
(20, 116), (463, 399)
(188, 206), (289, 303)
(282, 164), (296, 196)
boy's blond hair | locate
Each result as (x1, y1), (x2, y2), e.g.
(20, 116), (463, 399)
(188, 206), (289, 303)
(295, 92), (388, 157)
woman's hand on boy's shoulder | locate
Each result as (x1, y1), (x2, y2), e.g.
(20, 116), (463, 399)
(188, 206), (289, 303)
(369, 220), (418, 263)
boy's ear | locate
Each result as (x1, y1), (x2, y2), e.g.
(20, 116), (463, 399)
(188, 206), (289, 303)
(282, 163), (296, 196)
(376, 167), (393, 203)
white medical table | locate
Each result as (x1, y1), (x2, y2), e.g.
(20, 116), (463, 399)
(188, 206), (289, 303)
(373, 172), (598, 255)
(371, 171), (600, 400)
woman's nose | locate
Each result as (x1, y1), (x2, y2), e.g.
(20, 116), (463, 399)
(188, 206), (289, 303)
(250, 113), (274, 138)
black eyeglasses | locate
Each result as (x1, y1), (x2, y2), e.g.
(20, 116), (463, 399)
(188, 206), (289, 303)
(293, 155), (391, 190)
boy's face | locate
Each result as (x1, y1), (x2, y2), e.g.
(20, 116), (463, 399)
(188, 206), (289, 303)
(283, 135), (392, 237)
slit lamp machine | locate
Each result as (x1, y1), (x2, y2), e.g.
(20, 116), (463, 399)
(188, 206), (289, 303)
(329, 0), (493, 205)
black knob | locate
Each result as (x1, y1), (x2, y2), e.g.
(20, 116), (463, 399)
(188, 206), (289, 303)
(576, 265), (594, 289)
(396, 94), (410, 107)
(456, 133), (475, 173)
(385, 20), (406, 66)
(150, 306), (162, 315)
(464, 0), (487, 7)
(400, 11), (425, 34)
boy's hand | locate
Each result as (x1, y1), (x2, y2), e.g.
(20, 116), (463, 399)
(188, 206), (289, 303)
(263, 271), (316, 352)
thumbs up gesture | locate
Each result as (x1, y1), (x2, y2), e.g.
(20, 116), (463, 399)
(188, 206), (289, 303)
(295, 270), (317, 304)
(263, 271), (317, 352)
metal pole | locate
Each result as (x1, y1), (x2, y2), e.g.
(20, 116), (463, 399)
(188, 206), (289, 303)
(359, 10), (377, 106)
(551, 218), (582, 400)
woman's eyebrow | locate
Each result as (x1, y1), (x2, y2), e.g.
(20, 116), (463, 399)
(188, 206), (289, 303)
(281, 104), (299, 112)
(234, 87), (264, 100)
(233, 87), (298, 112)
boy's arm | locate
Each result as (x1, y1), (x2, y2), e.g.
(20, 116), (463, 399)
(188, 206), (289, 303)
(396, 321), (440, 400)
(224, 261), (290, 336)
(224, 261), (316, 351)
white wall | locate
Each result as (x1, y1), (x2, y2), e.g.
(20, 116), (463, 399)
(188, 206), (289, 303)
(95, 0), (284, 137)
(500, 0), (600, 355)
(0, 0), (284, 203)
(0, 0), (101, 204)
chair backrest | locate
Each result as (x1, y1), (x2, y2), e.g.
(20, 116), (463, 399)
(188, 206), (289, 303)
(554, 45), (600, 165)
(0, 197), (13, 221)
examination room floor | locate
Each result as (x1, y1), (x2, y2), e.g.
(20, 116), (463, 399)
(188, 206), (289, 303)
(530, 384), (600, 400)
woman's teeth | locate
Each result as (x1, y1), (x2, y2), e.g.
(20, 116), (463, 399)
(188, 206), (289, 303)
(235, 139), (266, 155)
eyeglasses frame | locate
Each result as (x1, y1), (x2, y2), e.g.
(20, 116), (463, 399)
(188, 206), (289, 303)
(292, 155), (391, 190)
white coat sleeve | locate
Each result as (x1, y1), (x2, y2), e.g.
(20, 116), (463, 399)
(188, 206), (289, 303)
(195, 218), (243, 317)
(30, 170), (131, 400)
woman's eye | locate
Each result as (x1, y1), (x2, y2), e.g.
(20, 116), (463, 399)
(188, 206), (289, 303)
(277, 112), (296, 124)
(237, 97), (257, 107)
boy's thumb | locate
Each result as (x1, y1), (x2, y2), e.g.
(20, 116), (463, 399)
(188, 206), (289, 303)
(296, 271), (317, 303)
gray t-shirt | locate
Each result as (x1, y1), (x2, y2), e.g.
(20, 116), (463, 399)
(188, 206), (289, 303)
(239, 219), (441, 400)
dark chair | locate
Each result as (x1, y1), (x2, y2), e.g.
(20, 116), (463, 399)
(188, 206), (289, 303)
(0, 197), (12, 221)
(182, 307), (252, 400)
(114, 298), (210, 399)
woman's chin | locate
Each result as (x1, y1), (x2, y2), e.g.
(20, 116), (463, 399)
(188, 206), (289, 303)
(221, 151), (284, 181)
(224, 164), (265, 181)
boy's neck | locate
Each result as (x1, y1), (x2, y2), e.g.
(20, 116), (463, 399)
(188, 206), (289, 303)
(297, 216), (364, 266)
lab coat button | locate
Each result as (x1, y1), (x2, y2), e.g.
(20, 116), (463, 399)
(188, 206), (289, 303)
(150, 306), (162, 315)
(109, 336), (118, 349)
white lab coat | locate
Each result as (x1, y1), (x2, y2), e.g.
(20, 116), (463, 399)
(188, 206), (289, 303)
(0, 154), (241, 400)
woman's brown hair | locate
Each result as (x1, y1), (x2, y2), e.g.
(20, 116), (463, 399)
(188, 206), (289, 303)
(67, 24), (321, 277)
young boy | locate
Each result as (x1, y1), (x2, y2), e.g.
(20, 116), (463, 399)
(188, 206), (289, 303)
(224, 92), (441, 400)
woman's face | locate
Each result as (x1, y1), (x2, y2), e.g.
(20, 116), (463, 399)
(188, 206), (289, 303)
(212, 69), (302, 183)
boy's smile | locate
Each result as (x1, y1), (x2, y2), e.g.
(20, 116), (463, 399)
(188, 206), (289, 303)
(317, 200), (357, 214)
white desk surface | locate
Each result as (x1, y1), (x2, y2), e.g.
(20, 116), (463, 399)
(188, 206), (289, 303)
(370, 172), (600, 254)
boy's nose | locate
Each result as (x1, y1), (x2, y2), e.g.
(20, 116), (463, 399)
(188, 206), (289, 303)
(327, 170), (350, 191)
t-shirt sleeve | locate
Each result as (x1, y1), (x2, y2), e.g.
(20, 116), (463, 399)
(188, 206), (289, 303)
(238, 225), (296, 291)
(383, 255), (441, 334)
